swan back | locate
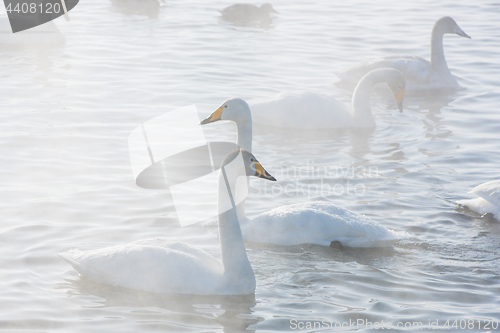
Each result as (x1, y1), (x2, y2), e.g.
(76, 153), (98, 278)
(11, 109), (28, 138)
(470, 180), (500, 207)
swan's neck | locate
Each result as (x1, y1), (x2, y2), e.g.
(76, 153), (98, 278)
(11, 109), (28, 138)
(351, 70), (387, 127)
(217, 165), (255, 288)
(234, 107), (252, 221)
(236, 113), (252, 152)
(430, 24), (456, 84)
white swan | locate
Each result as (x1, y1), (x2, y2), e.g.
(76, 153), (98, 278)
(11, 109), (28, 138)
(60, 149), (277, 295)
(458, 180), (500, 220)
(200, 98), (409, 247)
(337, 17), (470, 91)
(0, 16), (65, 47)
(247, 68), (405, 129)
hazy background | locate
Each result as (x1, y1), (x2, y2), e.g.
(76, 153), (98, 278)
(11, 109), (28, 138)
(0, 0), (499, 332)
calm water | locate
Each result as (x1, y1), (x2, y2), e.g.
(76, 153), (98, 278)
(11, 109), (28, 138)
(0, 0), (499, 332)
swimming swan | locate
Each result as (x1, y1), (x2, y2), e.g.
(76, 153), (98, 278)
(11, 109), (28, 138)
(247, 68), (405, 129)
(200, 99), (408, 247)
(337, 17), (470, 91)
(59, 149), (277, 295)
(458, 180), (500, 220)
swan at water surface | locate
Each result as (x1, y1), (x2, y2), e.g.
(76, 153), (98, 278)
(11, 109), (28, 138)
(458, 180), (500, 220)
(245, 68), (405, 129)
(337, 17), (470, 91)
(200, 97), (409, 247)
(60, 149), (276, 295)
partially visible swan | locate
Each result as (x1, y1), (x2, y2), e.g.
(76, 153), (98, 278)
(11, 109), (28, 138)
(458, 180), (500, 220)
(223, 68), (405, 130)
(0, 16), (64, 47)
(220, 3), (278, 24)
(337, 17), (470, 91)
(200, 98), (409, 247)
(60, 149), (277, 295)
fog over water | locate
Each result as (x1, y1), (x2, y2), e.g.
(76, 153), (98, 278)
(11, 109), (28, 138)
(0, 0), (499, 332)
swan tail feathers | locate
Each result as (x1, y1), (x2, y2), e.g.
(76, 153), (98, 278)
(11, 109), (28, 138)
(58, 250), (117, 286)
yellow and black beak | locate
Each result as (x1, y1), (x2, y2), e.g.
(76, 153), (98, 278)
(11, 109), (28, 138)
(395, 88), (404, 113)
(200, 106), (224, 125)
(254, 161), (276, 181)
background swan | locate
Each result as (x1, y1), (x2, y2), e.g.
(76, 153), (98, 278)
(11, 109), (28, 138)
(201, 98), (409, 247)
(60, 149), (277, 295)
(247, 68), (405, 129)
(458, 180), (500, 220)
(337, 17), (470, 91)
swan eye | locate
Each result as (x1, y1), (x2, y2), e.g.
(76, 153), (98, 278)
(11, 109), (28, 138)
(224, 105), (228, 108)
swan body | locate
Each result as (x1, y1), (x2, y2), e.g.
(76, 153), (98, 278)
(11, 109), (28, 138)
(0, 16), (64, 47)
(60, 149), (276, 295)
(337, 17), (470, 91)
(458, 180), (500, 220)
(241, 202), (407, 247)
(201, 98), (409, 247)
(248, 68), (405, 129)
(220, 3), (277, 23)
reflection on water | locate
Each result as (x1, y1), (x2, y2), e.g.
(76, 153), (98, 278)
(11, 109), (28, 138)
(60, 278), (259, 332)
(1, 0), (500, 331)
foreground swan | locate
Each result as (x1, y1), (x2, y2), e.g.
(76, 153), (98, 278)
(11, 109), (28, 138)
(337, 17), (470, 91)
(200, 99), (409, 247)
(247, 68), (405, 129)
(60, 149), (276, 295)
(458, 180), (500, 220)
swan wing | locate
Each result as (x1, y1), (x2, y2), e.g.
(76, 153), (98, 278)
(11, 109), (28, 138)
(59, 238), (224, 294)
(469, 180), (500, 207)
(249, 91), (355, 129)
(243, 202), (408, 247)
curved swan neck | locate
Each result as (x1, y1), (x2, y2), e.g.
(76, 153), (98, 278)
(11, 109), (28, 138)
(236, 109), (252, 152)
(234, 104), (251, 223)
(430, 21), (454, 83)
(351, 70), (389, 127)
(217, 161), (254, 281)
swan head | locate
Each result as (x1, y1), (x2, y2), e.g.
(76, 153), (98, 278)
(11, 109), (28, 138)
(223, 149), (276, 181)
(383, 68), (406, 112)
(260, 3), (278, 14)
(435, 17), (471, 39)
(200, 98), (251, 125)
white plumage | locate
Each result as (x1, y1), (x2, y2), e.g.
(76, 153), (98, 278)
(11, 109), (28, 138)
(241, 202), (407, 247)
(60, 150), (276, 295)
(458, 180), (500, 220)
(201, 98), (410, 247)
(248, 68), (405, 129)
(337, 17), (470, 91)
